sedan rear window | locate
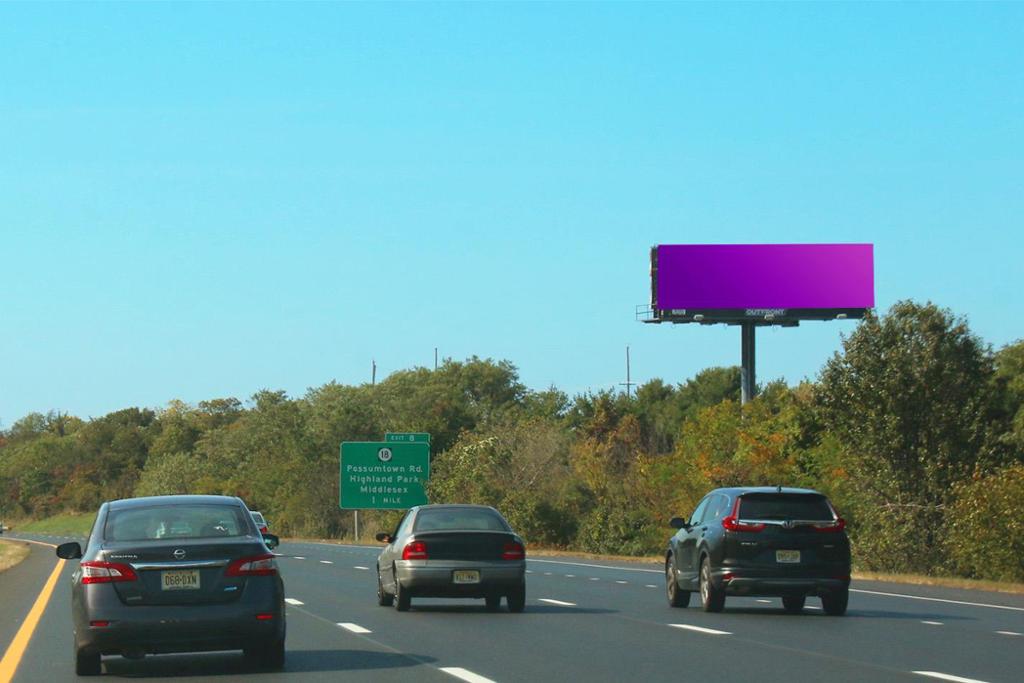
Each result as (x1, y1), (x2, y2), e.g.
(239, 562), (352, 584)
(414, 508), (510, 532)
(738, 494), (834, 521)
(105, 504), (252, 541)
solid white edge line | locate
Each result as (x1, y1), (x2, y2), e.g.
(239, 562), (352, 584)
(670, 624), (732, 636)
(440, 666), (498, 683)
(913, 671), (990, 683)
(336, 622), (372, 634)
(527, 558), (661, 574)
(284, 598), (304, 605)
(538, 598), (576, 607)
(852, 589), (1024, 613)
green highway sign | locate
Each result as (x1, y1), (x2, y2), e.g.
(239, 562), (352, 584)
(385, 432), (431, 443)
(340, 441), (430, 510)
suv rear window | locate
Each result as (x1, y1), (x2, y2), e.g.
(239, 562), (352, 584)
(738, 494), (833, 521)
(414, 508), (510, 532)
(105, 504), (252, 541)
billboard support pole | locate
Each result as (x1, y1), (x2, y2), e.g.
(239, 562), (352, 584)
(741, 323), (756, 405)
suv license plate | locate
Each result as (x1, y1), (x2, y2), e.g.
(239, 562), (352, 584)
(776, 550), (801, 564)
(162, 569), (201, 590)
(453, 570), (480, 584)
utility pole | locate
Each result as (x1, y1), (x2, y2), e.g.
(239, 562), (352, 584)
(371, 359), (377, 386)
(434, 347), (438, 371)
(619, 345), (636, 398)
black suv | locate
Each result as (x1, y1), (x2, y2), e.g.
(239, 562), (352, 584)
(665, 487), (850, 615)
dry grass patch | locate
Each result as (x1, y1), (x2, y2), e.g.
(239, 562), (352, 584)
(852, 570), (1024, 595)
(0, 539), (30, 573)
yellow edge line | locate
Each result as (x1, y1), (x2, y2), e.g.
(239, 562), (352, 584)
(0, 555), (66, 683)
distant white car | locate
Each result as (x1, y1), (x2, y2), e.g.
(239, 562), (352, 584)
(251, 511), (269, 534)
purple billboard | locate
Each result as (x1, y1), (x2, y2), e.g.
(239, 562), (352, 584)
(655, 244), (874, 311)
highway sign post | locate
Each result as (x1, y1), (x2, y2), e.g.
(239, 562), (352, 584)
(385, 432), (431, 443)
(340, 441), (430, 510)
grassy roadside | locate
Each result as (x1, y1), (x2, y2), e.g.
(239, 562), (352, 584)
(0, 539), (31, 574)
(12, 513), (93, 536)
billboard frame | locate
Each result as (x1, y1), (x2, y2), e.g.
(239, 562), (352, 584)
(640, 245), (873, 403)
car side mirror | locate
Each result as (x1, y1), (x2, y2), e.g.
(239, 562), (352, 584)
(669, 517), (688, 530)
(56, 541), (83, 560)
(375, 533), (392, 544)
(262, 533), (279, 550)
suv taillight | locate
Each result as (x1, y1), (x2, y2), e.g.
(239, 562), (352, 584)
(812, 518), (847, 533)
(501, 542), (525, 560)
(225, 553), (277, 576)
(81, 561), (138, 584)
(722, 497), (766, 533)
(402, 541), (428, 560)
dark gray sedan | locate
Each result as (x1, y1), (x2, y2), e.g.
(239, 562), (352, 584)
(375, 504), (527, 612)
(55, 494), (285, 675)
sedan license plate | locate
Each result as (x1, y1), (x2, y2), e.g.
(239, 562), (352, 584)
(776, 550), (801, 564)
(161, 569), (201, 590)
(452, 570), (480, 584)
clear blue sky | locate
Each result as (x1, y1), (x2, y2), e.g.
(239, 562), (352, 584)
(2, 2), (1022, 424)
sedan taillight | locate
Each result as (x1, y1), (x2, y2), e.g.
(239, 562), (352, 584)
(81, 561), (138, 584)
(501, 542), (525, 560)
(402, 541), (428, 560)
(226, 553), (277, 576)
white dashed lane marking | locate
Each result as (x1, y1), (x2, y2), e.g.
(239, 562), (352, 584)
(645, 585), (657, 589)
(440, 667), (498, 683)
(996, 630), (1022, 636)
(853, 589), (1024, 613)
(353, 566), (369, 570)
(294, 556), (306, 560)
(756, 599), (772, 604)
(284, 598), (304, 606)
(913, 672), (991, 683)
(337, 622), (372, 634)
(921, 620), (944, 626)
(565, 574), (575, 578)
(670, 624), (732, 636)
(320, 560), (333, 564)
(538, 598), (576, 607)
(615, 580), (628, 584)
(589, 577), (600, 581)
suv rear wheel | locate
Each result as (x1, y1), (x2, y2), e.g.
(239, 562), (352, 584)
(666, 555), (690, 608)
(699, 556), (725, 613)
(782, 595), (806, 614)
(822, 588), (848, 616)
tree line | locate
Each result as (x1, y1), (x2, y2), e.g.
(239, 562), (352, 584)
(2, 300), (1022, 581)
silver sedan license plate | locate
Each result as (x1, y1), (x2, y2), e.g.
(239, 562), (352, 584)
(776, 550), (801, 564)
(453, 570), (480, 584)
(162, 569), (201, 590)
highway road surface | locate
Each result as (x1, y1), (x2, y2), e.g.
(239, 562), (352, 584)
(2, 534), (1022, 683)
